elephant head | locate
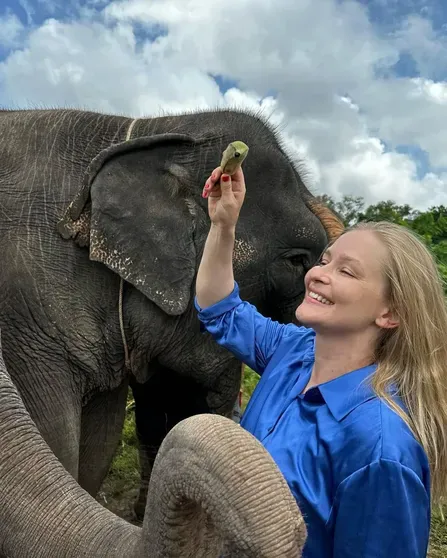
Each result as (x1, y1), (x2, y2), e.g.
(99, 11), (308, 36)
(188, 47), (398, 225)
(0, 329), (306, 557)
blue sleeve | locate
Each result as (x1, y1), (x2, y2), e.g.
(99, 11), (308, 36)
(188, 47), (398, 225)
(194, 282), (303, 375)
(332, 458), (430, 557)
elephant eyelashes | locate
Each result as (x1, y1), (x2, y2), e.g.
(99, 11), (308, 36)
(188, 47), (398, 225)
(288, 254), (307, 268)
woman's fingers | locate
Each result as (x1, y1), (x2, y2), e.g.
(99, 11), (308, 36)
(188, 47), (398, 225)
(230, 167), (245, 191)
(201, 165), (245, 198)
(211, 167), (223, 182)
(202, 167), (223, 198)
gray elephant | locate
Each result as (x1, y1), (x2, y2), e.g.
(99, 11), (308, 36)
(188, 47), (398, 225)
(0, 107), (342, 519)
(0, 330), (307, 557)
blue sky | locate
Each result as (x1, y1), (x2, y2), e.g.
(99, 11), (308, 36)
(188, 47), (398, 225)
(0, 0), (446, 209)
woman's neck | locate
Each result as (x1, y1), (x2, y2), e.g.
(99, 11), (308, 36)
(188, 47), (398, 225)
(304, 332), (376, 391)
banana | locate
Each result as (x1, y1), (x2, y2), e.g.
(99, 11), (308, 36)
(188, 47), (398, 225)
(220, 141), (249, 175)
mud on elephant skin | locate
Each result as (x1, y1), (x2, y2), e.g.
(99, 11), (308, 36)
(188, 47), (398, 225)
(0, 330), (307, 557)
(0, 107), (343, 518)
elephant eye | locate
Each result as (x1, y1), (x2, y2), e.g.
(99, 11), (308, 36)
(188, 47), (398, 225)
(285, 250), (314, 271)
(288, 254), (305, 268)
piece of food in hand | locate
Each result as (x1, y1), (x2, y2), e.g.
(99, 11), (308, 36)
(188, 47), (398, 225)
(220, 141), (249, 175)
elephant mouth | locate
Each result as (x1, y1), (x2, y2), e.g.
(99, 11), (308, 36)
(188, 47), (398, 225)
(265, 290), (305, 325)
(205, 371), (242, 419)
(206, 393), (236, 418)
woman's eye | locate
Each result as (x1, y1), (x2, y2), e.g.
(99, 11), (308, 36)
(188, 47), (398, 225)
(341, 269), (354, 277)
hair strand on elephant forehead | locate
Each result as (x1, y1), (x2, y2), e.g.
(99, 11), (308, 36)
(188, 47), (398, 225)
(306, 199), (344, 241)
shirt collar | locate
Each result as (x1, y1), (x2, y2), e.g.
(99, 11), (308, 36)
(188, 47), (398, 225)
(310, 364), (378, 422)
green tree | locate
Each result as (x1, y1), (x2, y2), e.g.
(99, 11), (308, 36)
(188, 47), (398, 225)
(315, 194), (364, 227)
(356, 200), (415, 226)
(410, 206), (447, 245)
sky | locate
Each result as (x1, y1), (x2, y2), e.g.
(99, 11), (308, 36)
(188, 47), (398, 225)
(0, 0), (446, 211)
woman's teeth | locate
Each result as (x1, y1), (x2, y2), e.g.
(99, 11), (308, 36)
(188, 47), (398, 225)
(309, 291), (333, 305)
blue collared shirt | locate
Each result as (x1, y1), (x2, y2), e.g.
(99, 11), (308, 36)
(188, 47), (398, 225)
(195, 282), (431, 557)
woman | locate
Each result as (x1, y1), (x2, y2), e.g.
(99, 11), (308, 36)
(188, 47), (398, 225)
(195, 165), (447, 557)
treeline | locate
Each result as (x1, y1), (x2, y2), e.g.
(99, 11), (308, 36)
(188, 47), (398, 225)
(317, 195), (447, 293)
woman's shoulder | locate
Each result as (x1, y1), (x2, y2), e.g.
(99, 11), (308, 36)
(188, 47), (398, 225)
(378, 398), (430, 474)
(339, 396), (430, 481)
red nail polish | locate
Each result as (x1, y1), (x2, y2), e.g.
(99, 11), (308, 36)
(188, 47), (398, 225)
(222, 175), (230, 182)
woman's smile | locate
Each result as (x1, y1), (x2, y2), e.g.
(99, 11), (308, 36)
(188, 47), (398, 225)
(306, 290), (334, 305)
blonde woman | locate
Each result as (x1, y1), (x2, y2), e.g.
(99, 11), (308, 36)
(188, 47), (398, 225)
(195, 166), (447, 557)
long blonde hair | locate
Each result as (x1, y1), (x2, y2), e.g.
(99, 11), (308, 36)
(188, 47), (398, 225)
(346, 220), (447, 504)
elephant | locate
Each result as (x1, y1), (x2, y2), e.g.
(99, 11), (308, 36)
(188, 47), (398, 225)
(0, 107), (343, 520)
(0, 330), (308, 557)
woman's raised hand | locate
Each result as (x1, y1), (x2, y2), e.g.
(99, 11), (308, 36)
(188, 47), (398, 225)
(202, 167), (246, 230)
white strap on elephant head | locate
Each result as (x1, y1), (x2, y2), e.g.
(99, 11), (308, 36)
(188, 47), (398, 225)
(118, 117), (140, 373)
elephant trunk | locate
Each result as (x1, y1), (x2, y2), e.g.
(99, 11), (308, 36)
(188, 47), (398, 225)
(0, 336), (141, 557)
(143, 413), (307, 557)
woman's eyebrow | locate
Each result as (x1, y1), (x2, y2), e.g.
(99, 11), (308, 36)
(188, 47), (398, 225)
(325, 248), (364, 270)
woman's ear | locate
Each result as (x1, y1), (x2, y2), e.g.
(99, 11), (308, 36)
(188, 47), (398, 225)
(376, 309), (400, 330)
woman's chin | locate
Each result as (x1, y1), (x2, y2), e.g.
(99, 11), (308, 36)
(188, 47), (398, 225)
(295, 303), (331, 328)
(295, 306), (313, 327)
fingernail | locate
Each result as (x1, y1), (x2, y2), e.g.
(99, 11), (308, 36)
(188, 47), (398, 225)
(222, 175), (230, 182)
(202, 191), (208, 198)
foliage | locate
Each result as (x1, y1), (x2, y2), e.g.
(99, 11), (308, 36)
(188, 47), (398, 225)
(99, 394), (140, 505)
(241, 366), (260, 411)
(429, 506), (447, 557)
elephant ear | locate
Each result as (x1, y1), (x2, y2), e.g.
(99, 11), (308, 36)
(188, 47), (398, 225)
(57, 133), (202, 315)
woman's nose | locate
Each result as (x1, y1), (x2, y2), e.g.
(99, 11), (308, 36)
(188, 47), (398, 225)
(308, 265), (331, 284)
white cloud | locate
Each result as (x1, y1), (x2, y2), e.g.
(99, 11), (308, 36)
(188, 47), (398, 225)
(354, 77), (447, 168)
(0, 17), (222, 114)
(393, 14), (447, 78)
(0, 0), (446, 211)
(0, 12), (25, 48)
(319, 136), (447, 209)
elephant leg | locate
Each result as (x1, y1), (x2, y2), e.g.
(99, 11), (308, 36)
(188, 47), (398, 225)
(78, 379), (129, 497)
(12, 366), (82, 480)
(130, 366), (209, 521)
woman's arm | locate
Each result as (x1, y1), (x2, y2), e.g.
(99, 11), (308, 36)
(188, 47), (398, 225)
(195, 166), (245, 309)
(195, 222), (236, 309)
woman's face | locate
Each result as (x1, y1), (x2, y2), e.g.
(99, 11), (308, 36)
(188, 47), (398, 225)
(296, 229), (397, 335)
